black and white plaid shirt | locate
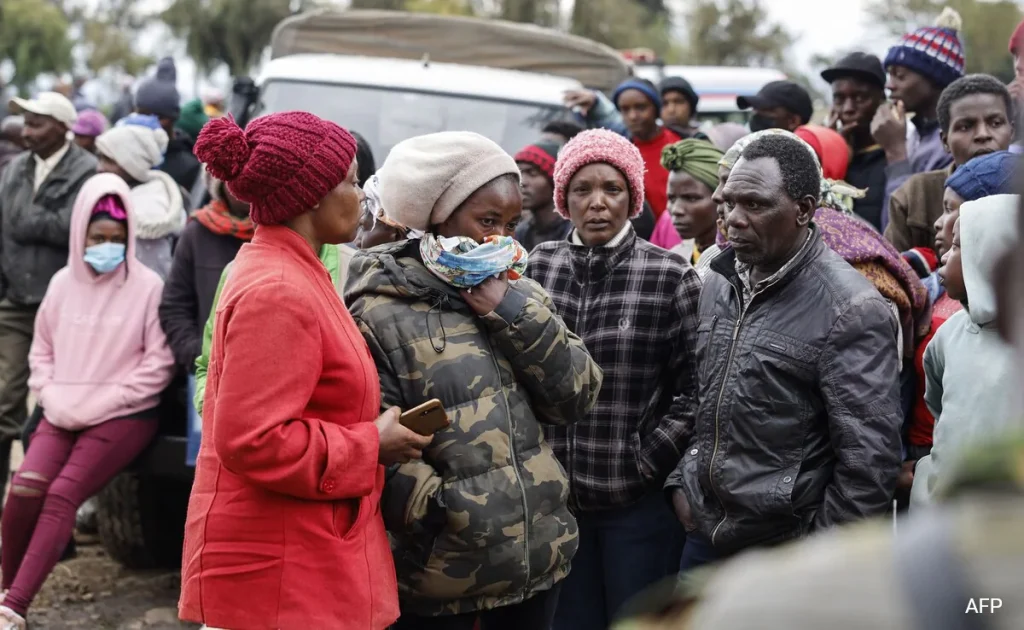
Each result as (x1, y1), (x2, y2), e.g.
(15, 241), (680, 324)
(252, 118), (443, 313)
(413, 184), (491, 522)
(527, 226), (702, 511)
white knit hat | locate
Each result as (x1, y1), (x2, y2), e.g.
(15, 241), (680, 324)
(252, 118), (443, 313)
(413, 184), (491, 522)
(95, 125), (169, 182)
(376, 131), (519, 233)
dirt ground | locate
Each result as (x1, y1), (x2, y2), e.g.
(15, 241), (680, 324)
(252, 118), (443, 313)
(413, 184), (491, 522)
(30, 538), (196, 630)
(7, 445), (197, 630)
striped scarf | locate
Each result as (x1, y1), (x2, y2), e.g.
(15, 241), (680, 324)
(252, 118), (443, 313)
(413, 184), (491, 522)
(192, 200), (255, 241)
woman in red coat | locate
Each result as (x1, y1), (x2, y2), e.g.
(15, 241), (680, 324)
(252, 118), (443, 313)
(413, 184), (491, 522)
(178, 113), (431, 630)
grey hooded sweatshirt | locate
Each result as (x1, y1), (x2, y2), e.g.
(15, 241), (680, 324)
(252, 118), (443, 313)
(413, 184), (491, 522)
(912, 194), (1022, 507)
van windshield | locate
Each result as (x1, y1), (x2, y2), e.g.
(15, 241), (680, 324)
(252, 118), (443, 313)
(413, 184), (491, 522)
(257, 80), (569, 160)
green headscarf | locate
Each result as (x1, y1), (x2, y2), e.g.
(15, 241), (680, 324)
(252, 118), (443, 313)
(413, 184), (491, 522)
(660, 138), (723, 192)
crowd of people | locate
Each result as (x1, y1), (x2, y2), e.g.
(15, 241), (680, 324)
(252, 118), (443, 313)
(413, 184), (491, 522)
(0, 6), (1020, 630)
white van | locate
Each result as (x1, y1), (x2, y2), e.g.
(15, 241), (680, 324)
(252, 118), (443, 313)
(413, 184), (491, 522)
(232, 9), (631, 161)
(251, 54), (582, 161)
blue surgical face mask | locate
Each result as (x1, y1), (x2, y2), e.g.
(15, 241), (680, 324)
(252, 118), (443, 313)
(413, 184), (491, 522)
(84, 242), (126, 274)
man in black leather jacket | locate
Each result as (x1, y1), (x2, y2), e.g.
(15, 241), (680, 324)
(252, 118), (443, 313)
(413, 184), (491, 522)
(666, 133), (902, 571)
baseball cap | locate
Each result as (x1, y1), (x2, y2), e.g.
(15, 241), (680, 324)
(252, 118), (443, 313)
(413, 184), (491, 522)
(737, 81), (814, 125)
(8, 92), (78, 128)
(821, 52), (887, 90)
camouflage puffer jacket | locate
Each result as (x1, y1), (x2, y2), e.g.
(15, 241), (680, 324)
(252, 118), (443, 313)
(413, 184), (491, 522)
(345, 240), (603, 617)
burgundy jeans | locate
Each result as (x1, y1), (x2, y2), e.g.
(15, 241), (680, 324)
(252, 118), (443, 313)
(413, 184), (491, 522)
(0, 417), (156, 616)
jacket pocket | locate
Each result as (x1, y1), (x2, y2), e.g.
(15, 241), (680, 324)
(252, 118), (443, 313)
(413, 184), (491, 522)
(746, 337), (818, 409)
(41, 382), (127, 430)
(631, 432), (650, 485)
(332, 497), (364, 540)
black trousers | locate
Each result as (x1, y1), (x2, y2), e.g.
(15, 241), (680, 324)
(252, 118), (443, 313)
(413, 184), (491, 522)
(394, 583), (562, 630)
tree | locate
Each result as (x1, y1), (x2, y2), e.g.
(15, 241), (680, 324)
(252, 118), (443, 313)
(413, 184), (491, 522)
(163, 0), (318, 76)
(867, 0), (1022, 81)
(349, 0), (406, 8)
(501, 0), (558, 27)
(570, 0), (674, 57)
(63, 0), (153, 76)
(681, 0), (794, 67)
(0, 0), (73, 92)
(404, 0), (478, 16)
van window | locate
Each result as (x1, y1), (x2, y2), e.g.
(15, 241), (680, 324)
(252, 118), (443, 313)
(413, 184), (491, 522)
(257, 80), (569, 160)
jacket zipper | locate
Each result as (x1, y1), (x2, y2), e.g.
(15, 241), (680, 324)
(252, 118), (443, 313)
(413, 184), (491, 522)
(707, 285), (743, 545)
(707, 274), (788, 545)
(485, 340), (531, 595)
(569, 249), (593, 510)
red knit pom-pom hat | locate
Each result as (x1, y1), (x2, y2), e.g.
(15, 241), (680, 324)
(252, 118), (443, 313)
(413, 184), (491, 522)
(553, 128), (646, 220)
(194, 112), (358, 225)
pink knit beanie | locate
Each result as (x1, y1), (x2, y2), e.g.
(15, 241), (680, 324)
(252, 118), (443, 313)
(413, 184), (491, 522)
(553, 128), (646, 220)
(194, 112), (358, 225)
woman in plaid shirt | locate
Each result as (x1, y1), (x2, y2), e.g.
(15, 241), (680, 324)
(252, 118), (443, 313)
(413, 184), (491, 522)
(527, 129), (702, 630)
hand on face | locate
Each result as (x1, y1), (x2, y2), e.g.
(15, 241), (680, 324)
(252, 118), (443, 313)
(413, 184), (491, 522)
(461, 272), (510, 317)
(435, 175), (522, 245)
(870, 101), (907, 158)
(830, 78), (884, 146)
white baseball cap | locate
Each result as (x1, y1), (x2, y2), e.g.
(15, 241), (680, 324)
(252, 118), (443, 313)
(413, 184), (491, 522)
(8, 92), (78, 128)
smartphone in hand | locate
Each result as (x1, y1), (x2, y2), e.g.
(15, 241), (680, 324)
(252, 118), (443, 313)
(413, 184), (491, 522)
(399, 399), (450, 436)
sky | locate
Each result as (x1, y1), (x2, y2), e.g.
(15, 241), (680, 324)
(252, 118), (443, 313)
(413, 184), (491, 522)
(761, 0), (886, 67)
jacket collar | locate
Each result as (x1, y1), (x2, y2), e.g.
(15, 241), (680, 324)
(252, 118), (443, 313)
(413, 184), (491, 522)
(710, 225), (825, 300)
(16, 141), (93, 183)
(567, 223), (637, 283)
(252, 224), (334, 285)
(912, 116), (940, 136)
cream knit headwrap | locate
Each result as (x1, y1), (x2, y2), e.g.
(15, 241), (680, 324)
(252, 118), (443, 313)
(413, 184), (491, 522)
(376, 131), (519, 233)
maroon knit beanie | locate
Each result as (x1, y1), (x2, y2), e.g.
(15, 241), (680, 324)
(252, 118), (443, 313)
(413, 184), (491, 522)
(194, 112), (358, 225)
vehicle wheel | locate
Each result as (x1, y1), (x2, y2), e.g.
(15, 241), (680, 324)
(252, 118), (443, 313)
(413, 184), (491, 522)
(95, 472), (190, 569)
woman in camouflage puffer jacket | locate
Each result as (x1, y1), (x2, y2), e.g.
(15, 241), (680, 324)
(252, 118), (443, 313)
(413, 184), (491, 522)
(346, 132), (602, 628)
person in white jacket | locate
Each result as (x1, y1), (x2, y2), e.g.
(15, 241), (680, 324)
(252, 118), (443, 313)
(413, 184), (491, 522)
(95, 124), (186, 279)
(911, 193), (1022, 507)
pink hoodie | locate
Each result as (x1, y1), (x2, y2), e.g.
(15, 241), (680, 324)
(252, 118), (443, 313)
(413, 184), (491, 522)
(28, 173), (176, 431)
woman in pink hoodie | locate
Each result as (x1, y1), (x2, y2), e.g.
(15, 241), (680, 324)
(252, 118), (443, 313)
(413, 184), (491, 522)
(0, 173), (175, 629)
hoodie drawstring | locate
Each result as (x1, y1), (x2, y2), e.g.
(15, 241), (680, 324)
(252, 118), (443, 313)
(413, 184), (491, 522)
(427, 292), (450, 354)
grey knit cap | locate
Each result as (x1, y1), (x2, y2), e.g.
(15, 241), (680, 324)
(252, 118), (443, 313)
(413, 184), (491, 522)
(134, 57), (181, 119)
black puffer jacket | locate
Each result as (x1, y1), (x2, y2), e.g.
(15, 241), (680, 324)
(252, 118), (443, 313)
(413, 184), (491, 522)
(666, 228), (902, 554)
(162, 130), (201, 192)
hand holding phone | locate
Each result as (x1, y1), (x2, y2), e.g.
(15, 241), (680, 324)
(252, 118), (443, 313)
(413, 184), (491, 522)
(399, 399), (450, 436)
(375, 407), (433, 466)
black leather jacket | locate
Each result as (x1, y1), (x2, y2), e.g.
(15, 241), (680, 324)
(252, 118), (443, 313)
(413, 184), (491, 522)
(666, 228), (902, 553)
